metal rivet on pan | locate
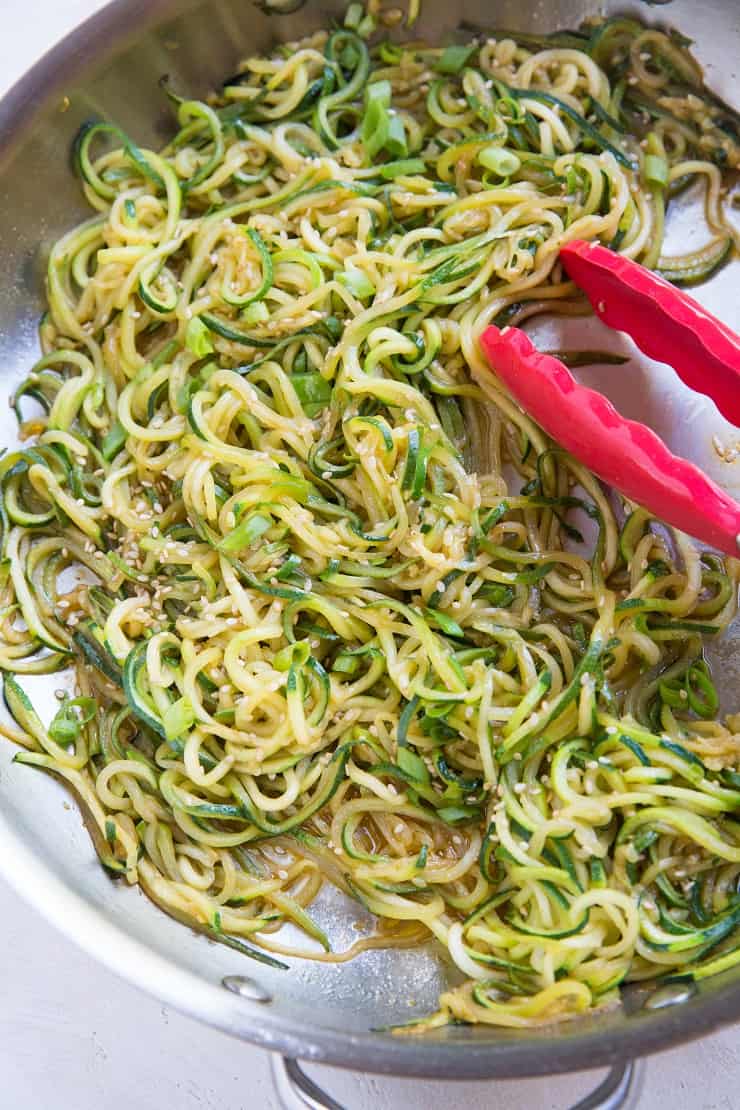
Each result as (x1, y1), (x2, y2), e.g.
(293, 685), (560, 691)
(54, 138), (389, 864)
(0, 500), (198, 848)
(643, 982), (696, 1010)
(222, 975), (273, 1003)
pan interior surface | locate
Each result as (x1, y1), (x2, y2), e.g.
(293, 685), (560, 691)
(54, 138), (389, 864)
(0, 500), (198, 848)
(0, 0), (738, 1078)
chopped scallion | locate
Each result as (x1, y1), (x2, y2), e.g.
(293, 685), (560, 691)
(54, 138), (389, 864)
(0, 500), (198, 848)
(219, 511), (273, 552)
(290, 372), (332, 416)
(241, 301), (270, 325)
(162, 696), (195, 741)
(49, 697), (97, 745)
(337, 266), (375, 299)
(379, 158), (426, 178)
(478, 146), (521, 176)
(644, 153), (668, 188)
(185, 316), (215, 357)
(344, 2), (363, 29)
(435, 44), (477, 74)
(361, 80), (392, 159)
(274, 640), (311, 672)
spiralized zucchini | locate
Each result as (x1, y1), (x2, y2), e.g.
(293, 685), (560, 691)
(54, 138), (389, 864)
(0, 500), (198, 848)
(2, 6), (740, 1028)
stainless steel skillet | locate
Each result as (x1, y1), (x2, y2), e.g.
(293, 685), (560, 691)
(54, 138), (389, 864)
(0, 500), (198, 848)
(0, 1), (738, 1106)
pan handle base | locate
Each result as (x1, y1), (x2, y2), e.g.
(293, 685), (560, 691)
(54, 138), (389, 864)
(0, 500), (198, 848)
(270, 1055), (644, 1110)
(570, 1059), (643, 1110)
(271, 1053), (345, 1110)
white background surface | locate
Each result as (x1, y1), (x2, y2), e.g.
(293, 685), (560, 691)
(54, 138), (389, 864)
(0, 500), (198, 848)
(0, 2), (739, 1107)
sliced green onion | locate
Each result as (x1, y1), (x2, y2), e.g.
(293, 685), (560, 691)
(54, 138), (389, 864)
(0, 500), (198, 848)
(644, 154), (668, 187)
(478, 146), (521, 176)
(396, 745), (430, 783)
(162, 696), (195, 741)
(357, 14), (375, 38)
(274, 640), (311, 672)
(344, 2), (363, 29)
(397, 694), (419, 747)
(290, 372), (332, 416)
(385, 114), (408, 158)
(337, 266), (375, 299)
(275, 554), (303, 581)
(686, 662), (719, 719)
(424, 607), (465, 638)
(101, 420), (127, 461)
(185, 316), (215, 357)
(379, 158), (426, 178)
(332, 652), (361, 675)
(219, 511), (273, 552)
(362, 80), (391, 159)
(242, 301), (270, 325)
(49, 697), (97, 744)
(435, 44), (477, 74)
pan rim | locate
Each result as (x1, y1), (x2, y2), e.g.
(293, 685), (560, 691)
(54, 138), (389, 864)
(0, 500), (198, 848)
(0, 0), (738, 1078)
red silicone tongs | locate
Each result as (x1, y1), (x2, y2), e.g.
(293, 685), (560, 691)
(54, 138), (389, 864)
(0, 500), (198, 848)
(479, 240), (740, 557)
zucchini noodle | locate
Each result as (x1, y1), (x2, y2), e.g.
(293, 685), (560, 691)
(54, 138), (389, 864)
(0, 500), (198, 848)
(2, 7), (740, 1028)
